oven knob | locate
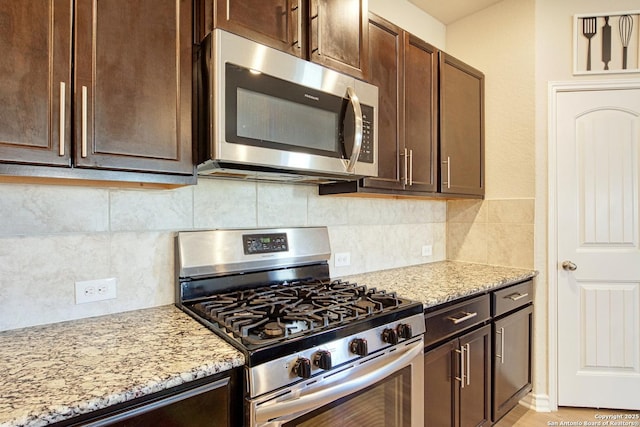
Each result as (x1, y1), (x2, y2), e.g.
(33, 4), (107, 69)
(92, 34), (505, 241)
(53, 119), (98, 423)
(350, 338), (368, 356)
(313, 350), (332, 370)
(397, 323), (413, 339)
(382, 328), (399, 345)
(292, 357), (312, 379)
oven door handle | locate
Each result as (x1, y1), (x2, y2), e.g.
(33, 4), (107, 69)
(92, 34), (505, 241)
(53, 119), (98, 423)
(254, 340), (423, 424)
(341, 86), (363, 173)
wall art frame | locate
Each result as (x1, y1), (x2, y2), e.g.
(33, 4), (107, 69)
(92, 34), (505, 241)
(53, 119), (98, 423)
(573, 11), (640, 75)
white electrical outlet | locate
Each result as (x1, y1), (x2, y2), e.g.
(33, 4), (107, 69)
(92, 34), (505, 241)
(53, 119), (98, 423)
(75, 278), (117, 304)
(334, 252), (351, 267)
(421, 245), (433, 257)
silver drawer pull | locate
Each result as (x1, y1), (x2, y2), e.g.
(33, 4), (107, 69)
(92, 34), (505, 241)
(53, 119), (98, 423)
(447, 311), (478, 324)
(496, 327), (505, 364)
(506, 292), (529, 301)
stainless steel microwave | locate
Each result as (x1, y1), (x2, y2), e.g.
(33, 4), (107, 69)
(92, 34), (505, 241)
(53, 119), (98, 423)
(195, 29), (378, 183)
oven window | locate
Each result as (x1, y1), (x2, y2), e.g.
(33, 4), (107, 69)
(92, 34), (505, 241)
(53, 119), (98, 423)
(283, 367), (412, 427)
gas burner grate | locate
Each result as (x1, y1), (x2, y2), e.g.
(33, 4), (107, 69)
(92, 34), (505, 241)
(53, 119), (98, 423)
(190, 279), (405, 346)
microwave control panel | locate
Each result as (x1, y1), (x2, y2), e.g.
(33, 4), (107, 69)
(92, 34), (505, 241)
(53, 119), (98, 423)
(359, 104), (374, 163)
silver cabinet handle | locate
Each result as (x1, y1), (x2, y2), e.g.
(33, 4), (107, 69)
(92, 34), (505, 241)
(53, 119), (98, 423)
(447, 311), (478, 325)
(292, 0), (302, 49)
(402, 148), (408, 185)
(316, 7), (321, 55)
(465, 342), (471, 385)
(455, 345), (465, 388)
(310, 2), (321, 55)
(562, 260), (577, 271)
(342, 87), (362, 173)
(81, 85), (88, 158)
(59, 81), (66, 156)
(507, 292), (529, 301)
(496, 327), (505, 364)
(442, 156), (451, 188)
(408, 149), (413, 185)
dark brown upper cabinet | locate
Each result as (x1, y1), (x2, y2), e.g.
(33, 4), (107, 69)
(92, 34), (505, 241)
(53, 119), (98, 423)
(203, 0), (368, 79)
(0, 0), (194, 185)
(439, 52), (485, 197)
(362, 15), (437, 193)
(320, 13), (438, 197)
(0, 0), (72, 167)
(320, 19), (484, 199)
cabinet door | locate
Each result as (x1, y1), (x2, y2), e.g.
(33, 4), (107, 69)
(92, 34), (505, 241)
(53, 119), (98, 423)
(404, 34), (438, 193)
(309, 0), (367, 79)
(493, 305), (533, 422)
(74, 0), (193, 175)
(360, 14), (403, 191)
(439, 52), (484, 197)
(458, 325), (492, 427)
(213, 0), (300, 55)
(0, 0), (72, 166)
(424, 340), (456, 427)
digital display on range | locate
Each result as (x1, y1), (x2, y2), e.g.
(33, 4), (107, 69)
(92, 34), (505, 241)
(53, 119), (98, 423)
(243, 233), (289, 255)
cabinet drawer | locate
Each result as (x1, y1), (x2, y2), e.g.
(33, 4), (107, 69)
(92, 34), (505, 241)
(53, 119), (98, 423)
(492, 280), (533, 317)
(424, 295), (490, 347)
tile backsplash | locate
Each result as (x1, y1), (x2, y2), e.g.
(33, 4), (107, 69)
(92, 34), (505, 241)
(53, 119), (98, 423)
(0, 179), (447, 331)
(447, 198), (534, 268)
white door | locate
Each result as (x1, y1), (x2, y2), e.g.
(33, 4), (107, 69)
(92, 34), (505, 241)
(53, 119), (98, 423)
(556, 86), (640, 409)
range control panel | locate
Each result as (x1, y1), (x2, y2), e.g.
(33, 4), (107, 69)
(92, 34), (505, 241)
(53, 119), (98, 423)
(243, 233), (289, 255)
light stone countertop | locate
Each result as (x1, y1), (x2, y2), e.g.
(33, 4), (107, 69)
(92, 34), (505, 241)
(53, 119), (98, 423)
(0, 305), (245, 427)
(345, 260), (537, 309)
(0, 261), (535, 427)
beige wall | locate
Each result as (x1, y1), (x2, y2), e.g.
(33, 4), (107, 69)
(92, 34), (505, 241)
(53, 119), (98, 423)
(369, 0), (446, 49)
(445, 0), (640, 410)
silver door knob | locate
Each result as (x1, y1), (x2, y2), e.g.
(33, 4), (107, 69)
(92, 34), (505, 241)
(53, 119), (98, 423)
(562, 260), (577, 271)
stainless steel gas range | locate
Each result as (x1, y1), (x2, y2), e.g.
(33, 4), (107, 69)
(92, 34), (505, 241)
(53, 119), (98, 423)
(175, 227), (425, 427)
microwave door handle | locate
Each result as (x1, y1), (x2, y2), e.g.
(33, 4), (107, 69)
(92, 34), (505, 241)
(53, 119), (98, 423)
(342, 86), (363, 173)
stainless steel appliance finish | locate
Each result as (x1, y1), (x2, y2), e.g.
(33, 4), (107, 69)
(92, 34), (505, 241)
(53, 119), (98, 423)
(176, 227), (424, 427)
(195, 30), (379, 184)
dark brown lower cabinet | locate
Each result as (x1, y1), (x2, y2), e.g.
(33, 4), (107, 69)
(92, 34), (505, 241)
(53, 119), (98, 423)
(424, 325), (492, 427)
(492, 304), (533, 423)
(61, 370), (241, 427)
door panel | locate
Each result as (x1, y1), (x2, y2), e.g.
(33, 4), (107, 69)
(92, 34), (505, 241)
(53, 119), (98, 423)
(459, 325), (491, 427)
(424, 341), (456, 427)
(310, 0), (367, 78)
(214, 0), (296, 55)
(577, 110), (637, 247)
(493, 306), (532, 421)
(0, 0), (71, 166)
(74, 0), (193, 174)
(360, 14), (403, 190)
(404, 34), (437, 192)
(439, 53), (484, 196)
(556, 88), (640, 409)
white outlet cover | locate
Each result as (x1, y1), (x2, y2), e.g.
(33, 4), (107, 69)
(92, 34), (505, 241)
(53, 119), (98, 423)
(75, 278), (117, 304)
(421, 245), (433, 257)
(334, 252), (351, 267)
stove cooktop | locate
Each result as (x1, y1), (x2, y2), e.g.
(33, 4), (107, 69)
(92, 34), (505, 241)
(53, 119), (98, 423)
(184, 278), (423, 365)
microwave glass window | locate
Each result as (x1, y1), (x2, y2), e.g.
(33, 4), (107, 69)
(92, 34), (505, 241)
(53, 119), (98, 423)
(236, 88), (338, 153)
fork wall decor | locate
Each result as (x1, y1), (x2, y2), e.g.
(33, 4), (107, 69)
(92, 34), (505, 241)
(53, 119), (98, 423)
(574, 11), (639, 75)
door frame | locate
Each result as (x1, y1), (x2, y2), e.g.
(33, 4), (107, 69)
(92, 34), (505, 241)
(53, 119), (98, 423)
(547, 79), (640, 411)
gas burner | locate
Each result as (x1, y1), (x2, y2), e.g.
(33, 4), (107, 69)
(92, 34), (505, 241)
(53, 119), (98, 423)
(263, 322), (284, 337)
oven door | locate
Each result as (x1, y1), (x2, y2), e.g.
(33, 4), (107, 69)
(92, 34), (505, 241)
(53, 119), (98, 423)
(248, 338), (423, 427)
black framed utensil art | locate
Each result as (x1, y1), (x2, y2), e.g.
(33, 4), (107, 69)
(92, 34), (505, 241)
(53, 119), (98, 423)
(574, 11), (639, 75)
